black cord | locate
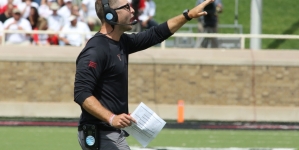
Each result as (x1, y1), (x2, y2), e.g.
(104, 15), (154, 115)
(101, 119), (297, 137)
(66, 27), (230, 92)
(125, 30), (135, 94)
(99, 26), (115, 35)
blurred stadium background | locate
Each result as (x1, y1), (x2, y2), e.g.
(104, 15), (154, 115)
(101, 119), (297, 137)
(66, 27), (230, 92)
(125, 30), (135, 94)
(0, 0), (299, 150)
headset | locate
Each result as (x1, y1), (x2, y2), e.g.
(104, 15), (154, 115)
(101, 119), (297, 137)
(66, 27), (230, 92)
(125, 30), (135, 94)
(101, 0), (138, 26)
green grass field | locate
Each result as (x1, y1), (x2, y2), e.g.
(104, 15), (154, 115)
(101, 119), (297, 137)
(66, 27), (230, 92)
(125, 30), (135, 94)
(94, 0), (299, 49)
(153, 0), (299, 49)
(1, 126), (299, 150)
(93, 0), (299, 49)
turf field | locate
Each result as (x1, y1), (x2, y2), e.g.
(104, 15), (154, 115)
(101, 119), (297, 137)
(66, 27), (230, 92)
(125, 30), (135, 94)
(0, 126), (298, 150)
(94, 0), (299, 49)
(154, 0), (299, 50)
(95, 0), (297, 49)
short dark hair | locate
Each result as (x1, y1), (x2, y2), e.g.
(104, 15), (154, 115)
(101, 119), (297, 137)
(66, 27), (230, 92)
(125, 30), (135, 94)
(95, 0), (118, 23)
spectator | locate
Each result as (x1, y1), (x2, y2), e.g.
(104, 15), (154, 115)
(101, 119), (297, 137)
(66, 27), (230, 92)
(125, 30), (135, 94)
(32, 17), (49, 45)
(27, 6), (39, 29)
(59, 15), (91, 46)
(138, 0), (158, 30)
(3, 8), (32, 45)
(17, 0), (39, 18)
(196, 0), (223, 48)
(0, 3), (14, 23)
(47, 2), (63, 45)
(0, 0), (16, 14)
(27, 6), (40, 43)
(57, 0), (72, 22)
(71, 5), (84, 22)
(39, 0), (55, 18)
(47, 2), (63, 31)
(81, 0), (101, 31)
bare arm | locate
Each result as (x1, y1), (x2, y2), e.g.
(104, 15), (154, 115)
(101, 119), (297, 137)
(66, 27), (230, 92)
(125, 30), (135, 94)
(58, 36), (69, 45)
(167, 0), (213, 33)
(82, 96), (136, 128)
(4, 21), (17, 30)
(82, 96), (113, 123)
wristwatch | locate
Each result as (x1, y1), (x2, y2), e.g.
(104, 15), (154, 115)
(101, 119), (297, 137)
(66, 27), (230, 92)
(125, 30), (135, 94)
(183, 9), (192, 21)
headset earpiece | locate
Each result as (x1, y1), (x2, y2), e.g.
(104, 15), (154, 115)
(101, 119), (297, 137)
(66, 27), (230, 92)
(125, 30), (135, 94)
(102, 0), (118, 25)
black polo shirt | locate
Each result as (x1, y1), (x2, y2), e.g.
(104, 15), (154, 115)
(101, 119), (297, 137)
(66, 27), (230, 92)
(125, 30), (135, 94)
(74, 22), (172, 127)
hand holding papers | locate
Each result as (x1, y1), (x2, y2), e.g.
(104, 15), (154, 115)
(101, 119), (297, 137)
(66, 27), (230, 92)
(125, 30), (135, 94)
(124, 102), (166, 147)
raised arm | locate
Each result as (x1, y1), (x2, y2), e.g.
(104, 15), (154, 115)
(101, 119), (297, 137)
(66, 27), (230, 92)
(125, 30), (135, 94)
(167, 0), (214, 33)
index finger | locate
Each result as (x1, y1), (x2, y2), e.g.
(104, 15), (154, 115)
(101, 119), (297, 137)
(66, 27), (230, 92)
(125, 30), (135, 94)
(125, 114), (137, 124)
(200, 0), (215, 7)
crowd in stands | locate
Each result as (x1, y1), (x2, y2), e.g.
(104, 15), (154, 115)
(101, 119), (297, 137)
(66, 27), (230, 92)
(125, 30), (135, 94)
(0, 0), (95, 46)
(0, 0), (158, 46)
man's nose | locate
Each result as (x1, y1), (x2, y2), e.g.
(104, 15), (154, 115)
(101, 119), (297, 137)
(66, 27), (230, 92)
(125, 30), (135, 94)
(130, 6), (135, 14)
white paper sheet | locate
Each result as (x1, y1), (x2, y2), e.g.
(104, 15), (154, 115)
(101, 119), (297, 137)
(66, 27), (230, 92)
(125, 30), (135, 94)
(123, 102), (166, 147)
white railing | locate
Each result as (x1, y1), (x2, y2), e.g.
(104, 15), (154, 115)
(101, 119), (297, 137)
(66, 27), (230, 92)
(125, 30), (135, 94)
(1, 30), (299, 49)
(164, 33), (299, 49)
(182, 23), (243, 33)
(0, 30), (98, 47)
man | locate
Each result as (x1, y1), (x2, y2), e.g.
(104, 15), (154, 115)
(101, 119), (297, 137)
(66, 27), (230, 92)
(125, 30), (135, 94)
(39, 0), (56, 18)
(17, 0), (39, 18)
(196, 0), (223, 48)
(3, 8), (32, 45)
(138, 0), (158, 29)
(57, 0), (72, 22)
(47, 2), (64, 45)
(71, 5), (84, 22)
(0, 3), (14, 23)
(74, 0), (213, 149)
(47, 2), (64, 31)
(0, 0), (15, 14)
(59, 15), (91, 46)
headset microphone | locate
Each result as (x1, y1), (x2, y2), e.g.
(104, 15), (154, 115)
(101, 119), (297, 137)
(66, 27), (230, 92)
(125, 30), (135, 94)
(102, 0), (138, 26)
(110, 20), (138, 26)
(130, 20), (138, 25)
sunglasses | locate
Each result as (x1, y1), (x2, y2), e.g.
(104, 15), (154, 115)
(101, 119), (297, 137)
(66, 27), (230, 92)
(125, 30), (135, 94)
(114, 3), (130, 11)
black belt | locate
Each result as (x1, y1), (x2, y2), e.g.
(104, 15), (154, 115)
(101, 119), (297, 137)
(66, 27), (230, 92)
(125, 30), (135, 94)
(78, 125), (120, 132)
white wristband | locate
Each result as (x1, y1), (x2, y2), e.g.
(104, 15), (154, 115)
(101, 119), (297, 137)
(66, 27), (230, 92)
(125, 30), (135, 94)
(109, 114), (115, 127)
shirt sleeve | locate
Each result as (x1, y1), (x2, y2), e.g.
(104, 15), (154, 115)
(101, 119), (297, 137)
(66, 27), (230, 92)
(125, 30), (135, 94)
(74, 45), (107, 105)
(123, 21), (173, 54)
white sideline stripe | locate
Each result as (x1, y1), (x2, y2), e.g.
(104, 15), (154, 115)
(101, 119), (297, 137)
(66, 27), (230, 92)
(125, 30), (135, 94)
(0, 102), (299, 122)
(130, 147), (295, 150)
